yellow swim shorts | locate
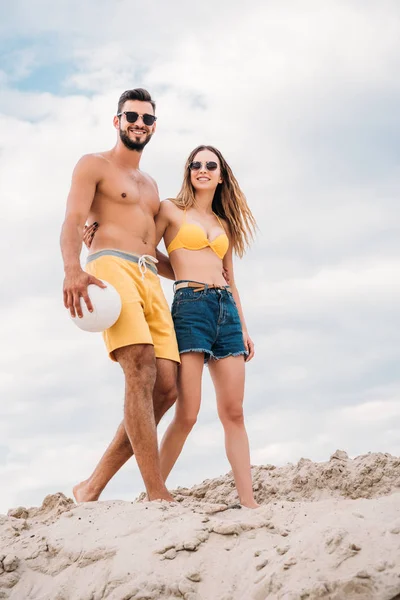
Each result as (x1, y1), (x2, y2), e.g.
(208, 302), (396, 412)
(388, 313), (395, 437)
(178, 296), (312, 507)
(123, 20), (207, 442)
(85, 249), (180, 363)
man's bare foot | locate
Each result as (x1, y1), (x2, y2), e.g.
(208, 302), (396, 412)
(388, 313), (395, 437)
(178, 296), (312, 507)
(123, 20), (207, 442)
(73, 479), (101, 503)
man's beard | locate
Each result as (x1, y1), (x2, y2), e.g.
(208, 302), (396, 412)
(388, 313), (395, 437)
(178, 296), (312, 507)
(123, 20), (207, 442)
(119, 129), (153, 151)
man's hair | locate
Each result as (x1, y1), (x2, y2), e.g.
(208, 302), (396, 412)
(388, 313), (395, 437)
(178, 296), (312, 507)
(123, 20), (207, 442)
(117, 88), (156, 114)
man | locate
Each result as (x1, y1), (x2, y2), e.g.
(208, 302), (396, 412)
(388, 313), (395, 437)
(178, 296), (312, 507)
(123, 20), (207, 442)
(60, 88), (179, 502)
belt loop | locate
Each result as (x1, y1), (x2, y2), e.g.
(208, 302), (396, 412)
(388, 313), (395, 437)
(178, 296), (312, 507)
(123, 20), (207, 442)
(205, 284), (209, 293)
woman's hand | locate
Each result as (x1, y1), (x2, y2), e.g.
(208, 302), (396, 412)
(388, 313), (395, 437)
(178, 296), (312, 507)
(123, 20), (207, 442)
(83, 222), (98, 249)
(243, 331), (255, 362)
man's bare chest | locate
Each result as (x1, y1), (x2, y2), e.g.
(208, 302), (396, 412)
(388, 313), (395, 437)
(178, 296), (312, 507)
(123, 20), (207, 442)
(97, 169), (158, 211)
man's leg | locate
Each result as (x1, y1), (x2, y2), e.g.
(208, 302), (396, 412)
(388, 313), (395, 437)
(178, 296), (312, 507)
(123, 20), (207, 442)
(73, 358), (177, 502)
(153, 358), (178, 421)
(114, 343), (171, 501)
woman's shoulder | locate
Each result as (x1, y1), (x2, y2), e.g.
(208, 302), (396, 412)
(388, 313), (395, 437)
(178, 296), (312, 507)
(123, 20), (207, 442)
(160, 198), (185, 216)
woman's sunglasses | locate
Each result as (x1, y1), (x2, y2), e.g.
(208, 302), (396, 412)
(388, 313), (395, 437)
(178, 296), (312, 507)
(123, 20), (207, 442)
(189, 161), (218, 171)
(117, 111), (157, 126)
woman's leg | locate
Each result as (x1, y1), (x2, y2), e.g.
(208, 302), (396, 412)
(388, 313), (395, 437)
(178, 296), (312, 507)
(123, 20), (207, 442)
(208, 356), (259, 508)
(159, 353), (205, 481)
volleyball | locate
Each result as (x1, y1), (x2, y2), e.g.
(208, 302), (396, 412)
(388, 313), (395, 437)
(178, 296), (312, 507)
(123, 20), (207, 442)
(70, 280), (122, 332)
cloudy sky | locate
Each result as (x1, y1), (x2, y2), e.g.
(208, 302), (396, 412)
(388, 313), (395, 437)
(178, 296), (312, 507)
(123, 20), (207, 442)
(1, 0), (399, 514)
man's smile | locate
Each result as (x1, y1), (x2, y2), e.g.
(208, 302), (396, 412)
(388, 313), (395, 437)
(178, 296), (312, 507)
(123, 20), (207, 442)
(129, 128), (146, 135)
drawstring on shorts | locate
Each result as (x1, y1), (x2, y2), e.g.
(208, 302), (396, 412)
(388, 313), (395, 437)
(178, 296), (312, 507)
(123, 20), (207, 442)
(138, 255), (158, 279)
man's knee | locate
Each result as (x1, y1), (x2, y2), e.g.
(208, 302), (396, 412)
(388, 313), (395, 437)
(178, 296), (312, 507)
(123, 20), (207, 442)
(154, 360), (178, 416)
(161, 380), (177, 408)
(153, 381), (177, 421)
(115, 345), (157, 382)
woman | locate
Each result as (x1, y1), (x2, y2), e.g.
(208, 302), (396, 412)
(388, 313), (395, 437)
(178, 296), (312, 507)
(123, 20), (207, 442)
(155, 145), (258, 508)
(86, 145), (258, 508)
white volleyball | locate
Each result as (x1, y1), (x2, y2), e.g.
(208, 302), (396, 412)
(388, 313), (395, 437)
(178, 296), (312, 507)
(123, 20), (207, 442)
(70, 280), (122, 332)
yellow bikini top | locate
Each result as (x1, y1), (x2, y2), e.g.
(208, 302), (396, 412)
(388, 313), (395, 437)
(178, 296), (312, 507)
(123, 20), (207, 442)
(167, 210), (229, 260)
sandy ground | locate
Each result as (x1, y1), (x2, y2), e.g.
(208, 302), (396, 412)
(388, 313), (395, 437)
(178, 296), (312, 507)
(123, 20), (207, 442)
(1, 450), (399, 600)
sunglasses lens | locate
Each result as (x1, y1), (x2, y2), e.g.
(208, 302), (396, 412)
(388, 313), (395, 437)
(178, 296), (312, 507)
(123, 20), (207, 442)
(125, 112), (139, 123)
(143, 114), (156, 126)
(189, 161), (218, 171)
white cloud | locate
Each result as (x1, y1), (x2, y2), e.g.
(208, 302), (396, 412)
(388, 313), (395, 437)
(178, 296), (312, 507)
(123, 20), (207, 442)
(339, 399), (400, 423)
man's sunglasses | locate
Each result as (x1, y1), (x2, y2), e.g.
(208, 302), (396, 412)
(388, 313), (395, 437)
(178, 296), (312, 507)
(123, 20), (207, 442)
(117, 111), (157, 126)
(189, 161), (218, 171)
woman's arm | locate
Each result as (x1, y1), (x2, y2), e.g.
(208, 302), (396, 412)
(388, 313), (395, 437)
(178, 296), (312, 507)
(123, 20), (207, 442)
(223, 240), (255, 362)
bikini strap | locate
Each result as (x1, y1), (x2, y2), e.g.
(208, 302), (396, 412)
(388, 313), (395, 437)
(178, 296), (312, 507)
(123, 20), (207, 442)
(213, 212), (225, 230)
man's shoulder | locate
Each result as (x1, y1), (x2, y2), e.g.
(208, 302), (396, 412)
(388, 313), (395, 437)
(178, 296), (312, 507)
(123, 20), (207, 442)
(139, 170), (158, 189)
(74, 152), (109, 174)
(71, 152), (113, 182)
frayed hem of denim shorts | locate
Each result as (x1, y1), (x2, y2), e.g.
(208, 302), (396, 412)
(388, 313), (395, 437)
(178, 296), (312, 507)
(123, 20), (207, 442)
(180, 348), (214, 358)
(179, 348), (247, 364)
(209, 350), (248, 361)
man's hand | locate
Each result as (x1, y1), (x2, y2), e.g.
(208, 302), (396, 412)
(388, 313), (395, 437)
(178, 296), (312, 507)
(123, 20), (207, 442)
(82, 222), (98, 249)
(63, 268), (106, 318)
(243, 331), (255, 362)
(222, 267), (230, 285)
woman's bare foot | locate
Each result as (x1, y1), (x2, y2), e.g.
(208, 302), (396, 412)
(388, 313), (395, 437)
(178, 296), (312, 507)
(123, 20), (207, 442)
(147, 490), (175, 502)
(241, 500), (261, 509)
(73, 479), (101, 503)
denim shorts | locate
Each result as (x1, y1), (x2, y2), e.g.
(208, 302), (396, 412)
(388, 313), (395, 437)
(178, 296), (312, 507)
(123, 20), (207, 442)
(171, 280), (247, 362)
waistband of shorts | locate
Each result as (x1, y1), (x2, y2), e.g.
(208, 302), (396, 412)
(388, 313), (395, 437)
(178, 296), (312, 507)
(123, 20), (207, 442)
(174, 280), (231, 293)
(86, 249), (158, 275)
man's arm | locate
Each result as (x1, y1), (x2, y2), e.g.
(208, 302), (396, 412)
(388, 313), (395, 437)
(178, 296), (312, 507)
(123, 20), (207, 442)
(60, 155), (105, 317)
(154, 200), (175, 280)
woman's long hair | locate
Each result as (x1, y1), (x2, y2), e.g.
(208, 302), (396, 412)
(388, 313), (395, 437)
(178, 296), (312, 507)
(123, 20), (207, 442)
(173, 145), (256, 257)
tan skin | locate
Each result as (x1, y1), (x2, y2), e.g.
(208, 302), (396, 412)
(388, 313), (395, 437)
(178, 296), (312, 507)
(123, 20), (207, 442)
(60, 99), (176, 502)
(85, 150), (258, 508)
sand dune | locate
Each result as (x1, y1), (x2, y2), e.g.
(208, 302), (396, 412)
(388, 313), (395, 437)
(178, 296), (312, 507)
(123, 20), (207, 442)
(1, 451), (399, 599)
